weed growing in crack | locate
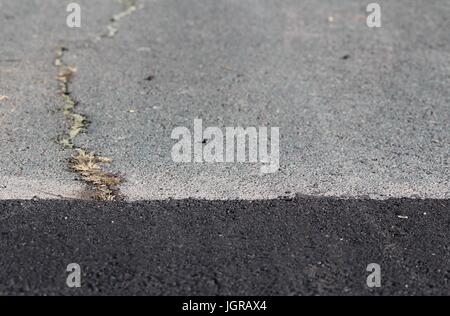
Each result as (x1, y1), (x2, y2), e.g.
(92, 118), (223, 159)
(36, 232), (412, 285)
(55, 46), (123, 201)
(69, 150), (122, 201)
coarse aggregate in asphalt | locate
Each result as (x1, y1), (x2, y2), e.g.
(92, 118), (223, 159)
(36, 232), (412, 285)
(0, 197), (448, 296)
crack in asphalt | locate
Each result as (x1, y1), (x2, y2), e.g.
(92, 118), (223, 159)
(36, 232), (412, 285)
(55, 47), (123, 201)
(54, 1), (140, 201)
(100, 0), (139, 39)
(55, 48), (85, 150)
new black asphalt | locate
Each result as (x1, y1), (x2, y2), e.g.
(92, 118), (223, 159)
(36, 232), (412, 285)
(0, 197), (448, 295)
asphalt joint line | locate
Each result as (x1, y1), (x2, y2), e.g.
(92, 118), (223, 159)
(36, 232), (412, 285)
(101, 0), (139, 39)
(54, 1), (140, 201)
(55, 47), (123, 201)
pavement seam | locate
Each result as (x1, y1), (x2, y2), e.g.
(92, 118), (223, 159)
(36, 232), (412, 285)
(54, 1), (140, 201)
(102, 0), (138, 38)
(55, 47), (123, 201)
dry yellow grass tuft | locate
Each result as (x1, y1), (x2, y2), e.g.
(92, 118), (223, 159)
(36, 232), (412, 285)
(57, 66), (76, 83)
(70, 150), (123, 201)
(57, 66), (77, 94)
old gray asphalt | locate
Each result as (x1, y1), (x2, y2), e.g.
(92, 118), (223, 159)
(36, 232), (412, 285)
(1, 0), (449, 200)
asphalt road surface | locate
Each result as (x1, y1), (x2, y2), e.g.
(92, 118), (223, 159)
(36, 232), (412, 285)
(0, 0), (449, 296)
(0, 0), (449, 200)
(0, 198), (449, 295)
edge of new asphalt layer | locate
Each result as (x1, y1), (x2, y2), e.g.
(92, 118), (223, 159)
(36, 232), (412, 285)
(0, 196), (449, 295)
